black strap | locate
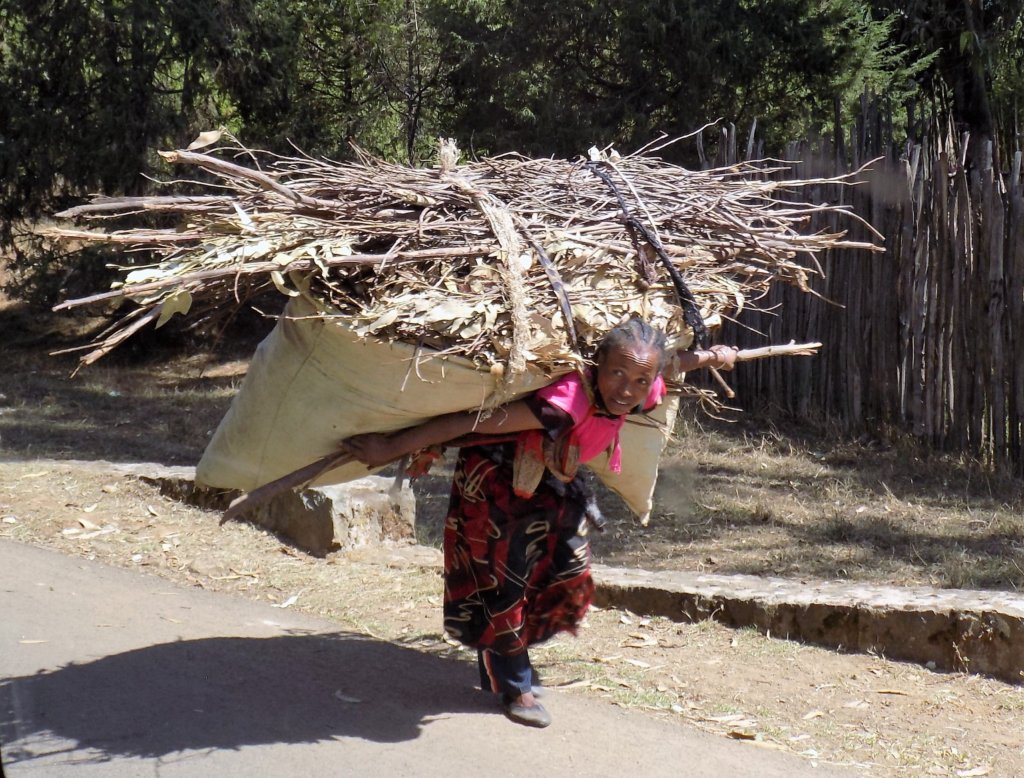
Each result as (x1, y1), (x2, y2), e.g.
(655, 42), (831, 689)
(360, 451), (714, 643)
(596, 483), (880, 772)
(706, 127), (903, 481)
(586, 161), (709, 349)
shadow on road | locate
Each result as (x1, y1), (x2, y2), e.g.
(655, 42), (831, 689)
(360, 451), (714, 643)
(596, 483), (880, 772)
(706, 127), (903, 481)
(1, 631), (489, 765)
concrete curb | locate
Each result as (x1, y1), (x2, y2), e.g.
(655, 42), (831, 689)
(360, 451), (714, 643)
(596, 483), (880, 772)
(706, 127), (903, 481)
(591, 565), (1024, 684)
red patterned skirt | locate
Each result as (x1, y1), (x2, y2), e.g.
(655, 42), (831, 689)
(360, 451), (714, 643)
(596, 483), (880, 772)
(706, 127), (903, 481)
(442, 443), (595, 656)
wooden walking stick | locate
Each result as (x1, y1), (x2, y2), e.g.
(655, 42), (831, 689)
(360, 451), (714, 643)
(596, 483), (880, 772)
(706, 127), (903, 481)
(220, 449), (355, 525)
(706, 341), (823, 399)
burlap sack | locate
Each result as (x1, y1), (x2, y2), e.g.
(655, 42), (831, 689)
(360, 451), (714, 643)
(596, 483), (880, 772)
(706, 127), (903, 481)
(197, 294), (677, 519)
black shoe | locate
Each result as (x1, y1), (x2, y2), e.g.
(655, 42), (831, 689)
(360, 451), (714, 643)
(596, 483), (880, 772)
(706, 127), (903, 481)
(503, 696), (552, 728)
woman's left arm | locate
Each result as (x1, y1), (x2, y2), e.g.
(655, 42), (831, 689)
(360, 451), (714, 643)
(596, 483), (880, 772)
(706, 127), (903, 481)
(340, 399), (544, 468)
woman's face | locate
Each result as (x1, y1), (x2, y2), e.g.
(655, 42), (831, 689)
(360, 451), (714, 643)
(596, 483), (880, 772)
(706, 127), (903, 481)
(596, 343), (661, 415)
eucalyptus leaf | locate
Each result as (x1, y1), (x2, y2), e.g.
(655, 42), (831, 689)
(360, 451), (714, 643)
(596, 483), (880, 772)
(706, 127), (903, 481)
(155, 289), (193, 328)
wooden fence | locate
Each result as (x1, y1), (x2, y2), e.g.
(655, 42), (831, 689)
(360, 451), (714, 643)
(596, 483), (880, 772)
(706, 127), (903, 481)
(715, 117), (1024, 475)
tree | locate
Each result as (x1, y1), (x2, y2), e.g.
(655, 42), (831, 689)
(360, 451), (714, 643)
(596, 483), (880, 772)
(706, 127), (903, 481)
(871, 0), (1024, 160)
(430, 0), (927, 162)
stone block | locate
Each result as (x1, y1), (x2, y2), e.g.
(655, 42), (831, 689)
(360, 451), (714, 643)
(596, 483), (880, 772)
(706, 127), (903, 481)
(136, 464), (416, 555)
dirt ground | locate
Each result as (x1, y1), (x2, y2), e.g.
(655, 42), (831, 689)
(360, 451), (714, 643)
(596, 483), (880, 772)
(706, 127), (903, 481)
(2, 297), (1024, 777)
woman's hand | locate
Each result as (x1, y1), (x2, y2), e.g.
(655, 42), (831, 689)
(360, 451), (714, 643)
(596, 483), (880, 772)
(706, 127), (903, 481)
(672, 345), (740, 374)
(339, 433), (405, 469)
(706, 344), (739, 371)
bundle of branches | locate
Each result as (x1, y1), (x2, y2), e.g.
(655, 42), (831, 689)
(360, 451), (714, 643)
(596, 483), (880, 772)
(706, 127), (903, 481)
(48, 133), (876, 379)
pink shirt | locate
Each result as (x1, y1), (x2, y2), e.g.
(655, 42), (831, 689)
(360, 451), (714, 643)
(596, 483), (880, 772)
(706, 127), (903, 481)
(534, 371), (667, 472)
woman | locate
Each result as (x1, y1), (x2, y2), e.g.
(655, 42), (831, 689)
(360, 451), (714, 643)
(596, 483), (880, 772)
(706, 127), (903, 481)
(340, 318), (737, 728)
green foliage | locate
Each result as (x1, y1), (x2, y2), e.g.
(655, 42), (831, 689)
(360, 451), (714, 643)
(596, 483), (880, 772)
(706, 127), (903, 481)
(0, 0), (227, 304)
(0, 0), (449, 305)
(431, 0), (930, 161)
(0, 0), (1017, 308)
(282, 0), (458, 164)
(870, 0), (1024, 154)
(987, 4), (1024, 151)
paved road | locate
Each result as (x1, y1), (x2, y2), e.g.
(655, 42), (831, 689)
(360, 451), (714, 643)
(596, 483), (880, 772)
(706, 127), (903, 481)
(0, 540), (851, 777)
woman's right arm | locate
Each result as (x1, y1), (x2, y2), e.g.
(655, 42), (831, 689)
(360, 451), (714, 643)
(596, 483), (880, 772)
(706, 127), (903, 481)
(339, 400), (544, 468)
(672, 345), (739, 374)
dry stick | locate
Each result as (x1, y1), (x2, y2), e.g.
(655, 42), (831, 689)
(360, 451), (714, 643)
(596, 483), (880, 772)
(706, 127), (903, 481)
(158, 149), (341, 211)
(56, 195), (235, 218)
(51, 243), (497, 311)
(736, 341), (822, 360)
(220, 424), (525, 527)
(220, 450), (355, 525)
(40, 227), (208, 245)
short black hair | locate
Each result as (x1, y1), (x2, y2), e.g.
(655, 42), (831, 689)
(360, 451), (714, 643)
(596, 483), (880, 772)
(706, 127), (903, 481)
(595, 316), (667, 372)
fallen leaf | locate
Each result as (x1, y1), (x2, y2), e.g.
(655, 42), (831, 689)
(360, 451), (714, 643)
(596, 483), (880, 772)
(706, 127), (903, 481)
(622, 632), (658, 648)
(750, 740), (788, 751)
(156, 289), (194, 328)
(727, 731), (757, 740)
(79, 527), (117, 539)
(78, 517), (100, 529)
(956, 768), (991, 777)
(334, 690), (362, 704)
(186, 129), (224, 150)
(623, 658), (651, 668)
(802, 710), (825, 720)
(82, 504), (98, 514)
(272, 594), (300, 608)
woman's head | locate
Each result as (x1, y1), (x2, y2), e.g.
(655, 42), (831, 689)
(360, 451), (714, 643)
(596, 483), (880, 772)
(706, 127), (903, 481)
(593, 318), (666, 415)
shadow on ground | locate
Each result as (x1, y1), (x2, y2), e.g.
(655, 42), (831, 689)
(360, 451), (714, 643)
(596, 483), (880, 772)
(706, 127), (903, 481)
(1, 631), (489, 766)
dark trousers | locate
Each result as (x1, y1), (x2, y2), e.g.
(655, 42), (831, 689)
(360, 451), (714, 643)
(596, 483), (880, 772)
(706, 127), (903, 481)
(478, 648), (538, 698)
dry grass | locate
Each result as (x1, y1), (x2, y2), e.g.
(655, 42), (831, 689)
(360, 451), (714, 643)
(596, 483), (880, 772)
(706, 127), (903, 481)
(583, 414), (1024, 592)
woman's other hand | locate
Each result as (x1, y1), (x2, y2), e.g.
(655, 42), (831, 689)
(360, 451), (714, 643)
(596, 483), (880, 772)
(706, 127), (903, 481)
(339, 433), (403, 468)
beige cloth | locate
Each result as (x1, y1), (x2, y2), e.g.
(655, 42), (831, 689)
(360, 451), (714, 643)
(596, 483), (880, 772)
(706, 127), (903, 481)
(197, 295), (678, 519)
